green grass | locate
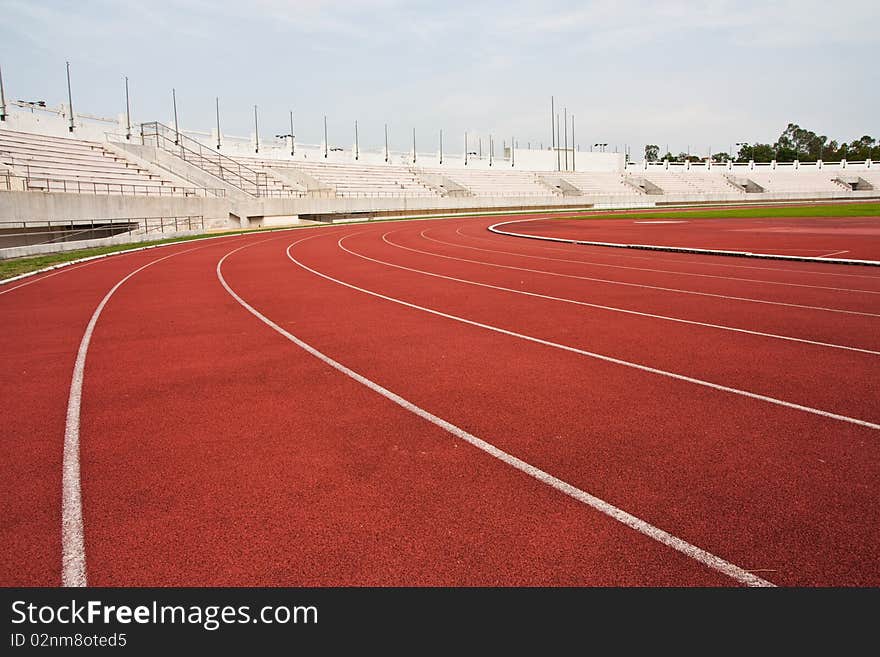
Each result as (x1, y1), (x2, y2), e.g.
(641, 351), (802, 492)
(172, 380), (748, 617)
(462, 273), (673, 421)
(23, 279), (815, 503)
(561, 201), (880, 222)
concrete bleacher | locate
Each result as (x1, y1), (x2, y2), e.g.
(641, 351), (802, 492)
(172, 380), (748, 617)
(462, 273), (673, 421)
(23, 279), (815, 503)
(435, 168), (551, 196)
(557, 171), (634, 196)
(223, 156), (308, 197)
(637, 170), (744, 195)
(743, 170), (850, 194)
(0, 128), (191, 195)
(277, 160), (439, 197)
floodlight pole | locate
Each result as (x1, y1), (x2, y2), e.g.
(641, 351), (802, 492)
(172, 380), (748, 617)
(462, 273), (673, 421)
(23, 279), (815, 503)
(355, 120), (359, 160)
(172, 88), (179, 145)
(550, 95), (555, 169)
(254, 105), (259, 154)
(290, 110), (294, 156)
(66, 61), (74, 132)
(563, 107), (568, 171)
(571, 115), (575, 171)
(323, 115), (328, 158)
(0, 64), (6, 122)
(489, 135), (493, 167)
(384, 123), (389, 163)
(412, 127), (416, 164)
(556, 114), (561, 171)
(215, 97), (221, 149)
(464, 131), (468, 166)
(511, 136), (515, 167)
(124, 76), (131, 140)
(439, 128), (443, 165)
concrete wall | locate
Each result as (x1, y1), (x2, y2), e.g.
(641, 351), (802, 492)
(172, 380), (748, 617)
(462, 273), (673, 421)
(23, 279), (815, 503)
(0, 189), (229, 227)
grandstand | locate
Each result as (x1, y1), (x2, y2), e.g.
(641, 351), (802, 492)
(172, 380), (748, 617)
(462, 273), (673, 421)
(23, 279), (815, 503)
(0, 104), (877, 257)
(0, 128), (213, 196)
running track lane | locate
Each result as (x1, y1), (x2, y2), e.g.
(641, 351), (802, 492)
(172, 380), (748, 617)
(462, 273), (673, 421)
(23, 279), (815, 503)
(6, 215), (876, 583)
(241, 223), (877, 585)
(497, 215), (880, 261)
(454, 219), (880, 287)
(332, 229), (878, 422)
(418, 222), (880, 351)
(0, 236), (250, 585)
(76, 232), (734, 586)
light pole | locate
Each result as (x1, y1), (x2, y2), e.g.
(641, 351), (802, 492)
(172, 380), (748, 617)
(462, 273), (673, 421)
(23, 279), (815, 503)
(65, 61), (74, 132)
(123, 76), (131, 140)
(0, 63), (6, 122)
(253, 105), (259, 154)
(215, 97), (221, 150)
(172, 88), (180, 145)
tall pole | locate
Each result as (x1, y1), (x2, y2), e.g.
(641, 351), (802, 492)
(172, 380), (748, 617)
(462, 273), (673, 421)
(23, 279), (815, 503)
(323, 115), (328, 158)
(254, 104), (259, 154)
(66, 61), (74, 132)
(439, 128), (443, 165)
(124, 76), (131, 140)
(563, 107), (568, 170)
(550, 95), (555, 167)
(464, 131), (468, 166)
(354, 120), (359, 160)
(489, 135), (493, 167)
(0, 63), (6, 121)
(571, 115), (575, 172)
(479, 137), (482, 160)
(412, 127), (416, 164)
(384, 123), (389, 163)
(172, 88), (179, 145)
(215, 97), (221, 149)
(289, 110), (294, 156)
(511, 135), (515, 167)
(556, 114), (561, 171)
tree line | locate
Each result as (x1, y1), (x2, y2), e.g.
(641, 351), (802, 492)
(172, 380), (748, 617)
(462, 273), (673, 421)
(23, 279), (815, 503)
(644, 124), (880, 164)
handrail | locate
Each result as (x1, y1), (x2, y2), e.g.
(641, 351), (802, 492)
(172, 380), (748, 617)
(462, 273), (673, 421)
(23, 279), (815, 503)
(141, 121), (271, 197)
(0, 171), (225, 197)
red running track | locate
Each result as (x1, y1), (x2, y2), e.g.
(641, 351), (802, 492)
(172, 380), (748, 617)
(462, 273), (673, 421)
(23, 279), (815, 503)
(1, 215), (878, 587)
(497, 213), (880, 261)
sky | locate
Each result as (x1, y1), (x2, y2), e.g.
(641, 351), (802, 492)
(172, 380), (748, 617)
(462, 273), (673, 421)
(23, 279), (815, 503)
(1, 0), (878, 156)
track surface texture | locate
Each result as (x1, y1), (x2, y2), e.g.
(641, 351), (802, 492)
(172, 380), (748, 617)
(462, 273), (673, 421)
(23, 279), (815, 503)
(500, 213), (880, 261)
(2, 212), (879, 587)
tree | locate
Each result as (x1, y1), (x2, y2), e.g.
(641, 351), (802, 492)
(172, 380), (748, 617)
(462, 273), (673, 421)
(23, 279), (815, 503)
(644, 144), (659, 162)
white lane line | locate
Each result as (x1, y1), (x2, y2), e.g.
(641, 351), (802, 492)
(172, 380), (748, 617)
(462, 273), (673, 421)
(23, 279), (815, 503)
(297, 234), (879, 430)
(820, 250), (850, 258)
(455, 225), (880, 282)
(368, 232), (878, 356)
(634, 220), (688, 224)
(488, 218), (880, 267)
(61, 243), (210, 587)
(426, 228), (880, 295)
(368, 229), (880, 318)
(217, 238), (775, 588)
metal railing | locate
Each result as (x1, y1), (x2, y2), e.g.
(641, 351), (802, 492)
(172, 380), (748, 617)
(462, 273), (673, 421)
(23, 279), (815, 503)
(141, 121), (278, 197)
(0, 170), (224, 197)
(0, 216), (205, 250)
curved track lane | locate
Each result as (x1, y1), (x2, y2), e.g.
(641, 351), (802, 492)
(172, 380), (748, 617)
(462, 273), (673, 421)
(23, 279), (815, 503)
(2, 216), (878, 586)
